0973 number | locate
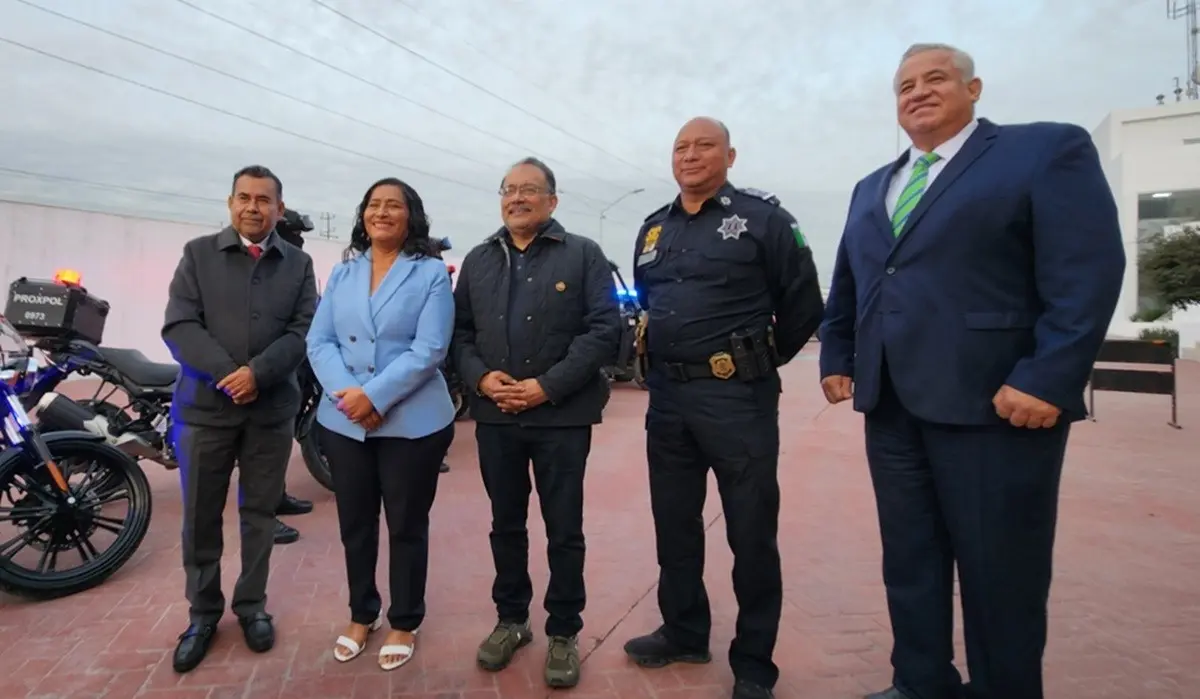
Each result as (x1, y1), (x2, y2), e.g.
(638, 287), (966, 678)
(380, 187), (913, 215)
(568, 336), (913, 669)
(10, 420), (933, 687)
(23, 311), (46, 321)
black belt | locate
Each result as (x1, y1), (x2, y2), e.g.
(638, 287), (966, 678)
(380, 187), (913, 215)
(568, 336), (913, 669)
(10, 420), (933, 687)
(656, 352), (738, 382)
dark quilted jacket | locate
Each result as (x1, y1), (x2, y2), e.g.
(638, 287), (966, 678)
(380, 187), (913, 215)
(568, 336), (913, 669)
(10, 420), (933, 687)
(452, 219), (622, 427)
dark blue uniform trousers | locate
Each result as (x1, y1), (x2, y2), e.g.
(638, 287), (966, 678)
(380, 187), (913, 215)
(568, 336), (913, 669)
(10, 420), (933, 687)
(645, 368), (783, 689)
(866, 366), (1069, 699)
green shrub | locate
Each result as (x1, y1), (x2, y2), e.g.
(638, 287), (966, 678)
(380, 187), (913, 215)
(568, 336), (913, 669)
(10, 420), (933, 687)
(1138, 326), (1180, 357)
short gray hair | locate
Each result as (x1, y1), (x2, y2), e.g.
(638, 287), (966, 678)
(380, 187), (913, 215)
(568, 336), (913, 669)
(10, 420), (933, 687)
(893, 43), (976, 93)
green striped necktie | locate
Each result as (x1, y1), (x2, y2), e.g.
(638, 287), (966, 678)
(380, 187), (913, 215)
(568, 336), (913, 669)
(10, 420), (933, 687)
(891, 152), (941, 237)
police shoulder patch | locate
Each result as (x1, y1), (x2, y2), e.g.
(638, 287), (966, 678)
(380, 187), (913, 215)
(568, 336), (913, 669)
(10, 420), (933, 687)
(643, 203), (671, 222)
(737, 187), (780, 206)
(789, 220), (808, 248)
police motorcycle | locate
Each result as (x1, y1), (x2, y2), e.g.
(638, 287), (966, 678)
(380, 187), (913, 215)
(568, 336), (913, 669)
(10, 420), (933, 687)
(602, 260), (648, 390)
(5, 269), (184, 473)
(294, 234), (466, 492)
(0, 301), (152, 599)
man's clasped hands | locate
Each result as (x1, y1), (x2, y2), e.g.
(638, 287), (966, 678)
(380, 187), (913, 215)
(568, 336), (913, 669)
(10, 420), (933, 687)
(217, 366), (257, 405)
(478, 371), (548, 414)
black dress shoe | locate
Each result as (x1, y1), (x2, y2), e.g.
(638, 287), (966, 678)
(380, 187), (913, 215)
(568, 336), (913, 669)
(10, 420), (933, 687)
(865, 687), (913, 699)
(732, 679), (774, 699)
(274, 519), (300, 544)
(173, 623), (217, 673)
(623, 627), (712, 668)
(239, 611), (275, 653)
(277, 492), (313, 516)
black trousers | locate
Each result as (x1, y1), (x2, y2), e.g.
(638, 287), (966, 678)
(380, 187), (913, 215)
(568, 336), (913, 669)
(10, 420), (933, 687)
(866, 369), (1069, 699)
(319, 423), (454, 631)
(475, 423), (591, 638)
(176, 420), (293, 625)
(644, 369), (782, 689)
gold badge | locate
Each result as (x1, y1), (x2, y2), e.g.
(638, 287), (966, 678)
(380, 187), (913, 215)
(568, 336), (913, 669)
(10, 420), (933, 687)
(708, 352), (736, 380)
(555, 281), (566, 292)
(642, 225), (661, 253)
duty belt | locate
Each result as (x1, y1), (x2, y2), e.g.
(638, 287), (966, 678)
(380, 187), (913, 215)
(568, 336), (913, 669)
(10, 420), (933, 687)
(660, 352), (737, 382)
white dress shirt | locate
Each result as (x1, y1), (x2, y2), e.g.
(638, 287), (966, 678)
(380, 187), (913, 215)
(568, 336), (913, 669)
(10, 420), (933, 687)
(885, 119), (980, 218)
(239, 230), (276, 252)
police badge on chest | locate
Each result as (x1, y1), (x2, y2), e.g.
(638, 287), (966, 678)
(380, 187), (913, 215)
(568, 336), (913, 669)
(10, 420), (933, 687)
(638, 225), (662, 266)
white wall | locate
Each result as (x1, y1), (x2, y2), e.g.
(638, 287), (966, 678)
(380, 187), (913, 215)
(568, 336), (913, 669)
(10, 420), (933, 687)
(0, 200), (465, 363)
(1091, 102), (1200, 349)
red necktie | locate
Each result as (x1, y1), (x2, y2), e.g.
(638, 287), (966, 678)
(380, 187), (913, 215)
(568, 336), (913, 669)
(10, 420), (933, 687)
(247, 244), (263, 260)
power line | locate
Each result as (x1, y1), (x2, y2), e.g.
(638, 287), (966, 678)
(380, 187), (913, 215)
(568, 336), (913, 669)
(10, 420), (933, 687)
(393, 0), (646, 180)
(0, 166), (226, 204)
(15, 0), (614, 211)
(0, 36), (595, 221)
(9, 3), (482, 177)
(310, 0), (672, 187)
(172, 0), (657, 198)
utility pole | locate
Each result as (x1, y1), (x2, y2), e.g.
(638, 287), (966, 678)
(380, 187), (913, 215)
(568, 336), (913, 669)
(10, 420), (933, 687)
(319, 212), (336, 239)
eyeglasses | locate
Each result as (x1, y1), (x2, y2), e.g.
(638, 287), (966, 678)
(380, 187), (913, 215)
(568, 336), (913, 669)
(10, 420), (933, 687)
(498, 185), (552, 198)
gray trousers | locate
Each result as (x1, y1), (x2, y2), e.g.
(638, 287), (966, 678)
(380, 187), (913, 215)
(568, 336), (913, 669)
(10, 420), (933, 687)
(176, 420), (293, 625)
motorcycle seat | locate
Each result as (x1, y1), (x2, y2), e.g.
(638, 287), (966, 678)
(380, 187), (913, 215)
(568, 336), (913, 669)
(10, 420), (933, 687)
(99, 347), (180, 388)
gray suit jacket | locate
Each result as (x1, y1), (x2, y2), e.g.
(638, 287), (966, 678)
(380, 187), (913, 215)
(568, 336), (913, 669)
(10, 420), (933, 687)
(162, 227), (318, 428)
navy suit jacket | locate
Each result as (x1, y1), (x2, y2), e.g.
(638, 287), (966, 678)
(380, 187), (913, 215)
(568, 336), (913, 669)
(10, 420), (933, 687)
(818, 118), (1125, 425)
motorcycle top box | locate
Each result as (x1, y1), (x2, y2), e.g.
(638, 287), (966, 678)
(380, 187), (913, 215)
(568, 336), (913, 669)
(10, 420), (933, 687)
(4, 271), (110, 345)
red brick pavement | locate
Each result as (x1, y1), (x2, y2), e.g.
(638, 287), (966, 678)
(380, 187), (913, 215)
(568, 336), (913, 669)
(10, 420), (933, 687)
(2, 348), (1198, 698)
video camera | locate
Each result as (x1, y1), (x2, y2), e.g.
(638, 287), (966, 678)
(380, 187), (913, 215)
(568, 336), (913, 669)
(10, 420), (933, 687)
(275, 208), (314, 249)
(432, 236), (452, 259)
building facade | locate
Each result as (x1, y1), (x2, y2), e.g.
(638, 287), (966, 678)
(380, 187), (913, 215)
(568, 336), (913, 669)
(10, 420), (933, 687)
(1091, 100), (1200, 353)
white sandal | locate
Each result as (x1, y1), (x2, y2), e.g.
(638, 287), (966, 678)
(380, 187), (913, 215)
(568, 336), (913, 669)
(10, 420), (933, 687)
(333, 615), (384, 662)
(378, 628), (419, 671)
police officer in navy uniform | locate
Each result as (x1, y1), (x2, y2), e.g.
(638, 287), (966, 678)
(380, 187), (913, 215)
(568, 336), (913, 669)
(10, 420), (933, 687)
(622, 117), (824, 699)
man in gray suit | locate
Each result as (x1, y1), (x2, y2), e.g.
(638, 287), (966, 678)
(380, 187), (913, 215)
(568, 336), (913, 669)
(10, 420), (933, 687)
(162, 165), (318, 674)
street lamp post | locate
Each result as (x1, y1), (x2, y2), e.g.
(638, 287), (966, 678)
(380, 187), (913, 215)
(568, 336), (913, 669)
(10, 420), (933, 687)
(597, 187), (646, 248)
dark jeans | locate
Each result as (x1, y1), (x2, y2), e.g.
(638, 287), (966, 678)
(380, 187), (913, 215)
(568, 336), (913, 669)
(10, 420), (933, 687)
(319, 423), (454, 631)
(176, 420), (293, 625)
(475, 423), (591, 638)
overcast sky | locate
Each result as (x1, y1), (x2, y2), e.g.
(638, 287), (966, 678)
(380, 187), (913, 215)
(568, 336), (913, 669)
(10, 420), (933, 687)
(0, 0), (1192, 278)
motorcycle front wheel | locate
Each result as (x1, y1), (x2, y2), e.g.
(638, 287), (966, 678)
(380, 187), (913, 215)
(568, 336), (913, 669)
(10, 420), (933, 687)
(0, 435), (152, 600)
(451, 387), (470, 421)
(297, 409), (334, 492)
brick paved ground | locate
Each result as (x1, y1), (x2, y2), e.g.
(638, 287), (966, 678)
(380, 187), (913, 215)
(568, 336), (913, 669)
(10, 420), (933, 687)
(2, 347), (1198, 698)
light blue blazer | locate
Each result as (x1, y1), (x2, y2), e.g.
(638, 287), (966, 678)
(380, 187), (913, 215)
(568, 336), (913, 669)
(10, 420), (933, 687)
(306, 250), (456, 441)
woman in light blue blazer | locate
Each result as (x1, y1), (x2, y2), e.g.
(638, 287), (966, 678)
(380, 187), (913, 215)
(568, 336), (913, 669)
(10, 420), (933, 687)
(306, 177), (455, 672)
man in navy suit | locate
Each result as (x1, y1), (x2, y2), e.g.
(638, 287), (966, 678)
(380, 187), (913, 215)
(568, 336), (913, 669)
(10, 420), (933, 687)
(819, 43), (1125, 699)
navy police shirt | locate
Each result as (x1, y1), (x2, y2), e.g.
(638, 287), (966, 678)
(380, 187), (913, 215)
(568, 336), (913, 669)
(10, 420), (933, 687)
(632, 182), (824, 365)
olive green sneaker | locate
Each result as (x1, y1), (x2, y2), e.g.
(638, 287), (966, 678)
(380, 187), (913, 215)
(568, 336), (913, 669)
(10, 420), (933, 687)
(477, 620), (533, 671)
(544, 635), (581, 688)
